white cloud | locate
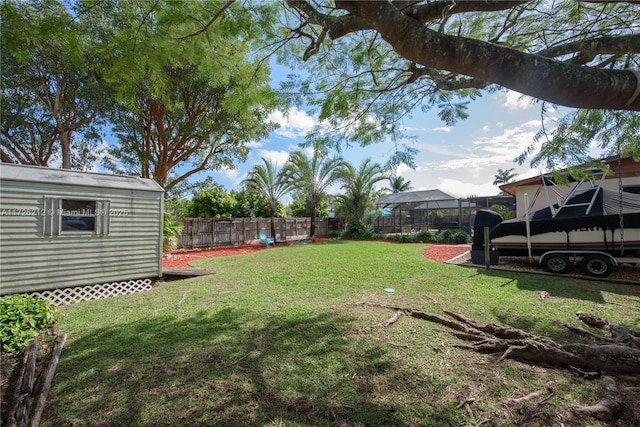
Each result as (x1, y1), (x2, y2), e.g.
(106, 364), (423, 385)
(502, 90), (536, 111)
(394, 163), (412, 176)
(257, 149), (290, 167)
(398, 118), (547, 196)
(402, 125), (428, 132)
(470, 120), (540, 160)
(268, 107), (315, 138)
(431, 126), (453, 133)
(418, 142), (470, 158)
(246, 140), (264, 149)
(438, 178), (497, 198)
(219, 166), (239, 181)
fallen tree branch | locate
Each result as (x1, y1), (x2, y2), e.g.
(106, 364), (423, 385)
(356, 302), (640, 374)
(7, 338), (38, 427)
(608, 324), (640, 349)
(561, 322), (613, 343)
(356, 310), (403, 334)
(576, 311), (608, 329)
(176, 291), (189, 310)
(29, 334), (67, 427)
(355, 302), (640, 422)
(570, 376), (623, 421)
(6, 335), (67, 427)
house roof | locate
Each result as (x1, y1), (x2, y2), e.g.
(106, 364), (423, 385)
(499, 155), (640, 196)
(0, 163), (164, 192)
(376, 189), (459, 206)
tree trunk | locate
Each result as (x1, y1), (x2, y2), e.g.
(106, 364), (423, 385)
(309, 203), (316, 237)
(59, 130), (72, 169)
(270, 215), (276, 242)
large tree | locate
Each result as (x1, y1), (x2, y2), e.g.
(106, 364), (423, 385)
(242, 157), (292, 238)
(492, 168), (518, 187)
(1, 0), (108, 169)
(282, 149), (346, 237)
(387, 175), (413, 193)
(92, 0), (279, 190)
(187, 185), (238, 219)
(280, 0), (640, 165)
(334, 158), (388, 222)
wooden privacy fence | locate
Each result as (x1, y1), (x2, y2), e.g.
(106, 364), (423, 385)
(177, 217), (329, 249)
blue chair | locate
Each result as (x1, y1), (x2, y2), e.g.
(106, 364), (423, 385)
(259, 231), (275, 247)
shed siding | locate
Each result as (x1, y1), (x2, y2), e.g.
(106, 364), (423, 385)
(0, 170), (163, 295)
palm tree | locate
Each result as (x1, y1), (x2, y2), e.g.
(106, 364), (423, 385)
(387, 175), (413, 193)
(492, 168), (518, 186)
(334, 158), (388, 222)
(242, 158), (291, 239)
(282, 149), (345, 237)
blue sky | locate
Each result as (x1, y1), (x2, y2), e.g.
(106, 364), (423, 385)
(201, 65), (582, 198)
(95, 62), (596, 199)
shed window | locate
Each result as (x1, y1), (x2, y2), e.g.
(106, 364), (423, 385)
(61, 200), (96, 232)
(43, 197), (110, 236)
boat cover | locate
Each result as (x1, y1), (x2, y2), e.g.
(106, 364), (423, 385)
(490, 188), (640, 239)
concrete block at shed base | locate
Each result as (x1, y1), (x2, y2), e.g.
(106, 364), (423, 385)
(471, 249), (500, 265)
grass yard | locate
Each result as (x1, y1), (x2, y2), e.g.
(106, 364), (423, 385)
(41, 241), (640, 426)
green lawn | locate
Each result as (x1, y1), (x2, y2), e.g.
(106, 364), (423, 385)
(44, 241), (640, 426)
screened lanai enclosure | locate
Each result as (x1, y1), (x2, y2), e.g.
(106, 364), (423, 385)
(370, 190), (514, 235)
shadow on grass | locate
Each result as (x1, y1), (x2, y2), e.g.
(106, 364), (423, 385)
(45, 309), (418, 426)
(466, 266), (640, 304)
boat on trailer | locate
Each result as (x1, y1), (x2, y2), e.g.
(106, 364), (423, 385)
(473, 171), (640, 278)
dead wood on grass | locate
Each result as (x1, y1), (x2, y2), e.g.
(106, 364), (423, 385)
(355, 301), (640, 423)
(355, 301), (640, 375)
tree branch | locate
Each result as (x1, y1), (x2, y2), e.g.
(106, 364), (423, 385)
(340, 1), (640, 110)
(536, 34), (640, 61)
(180, 0), (236, 39)
(294, 1), (530, 40)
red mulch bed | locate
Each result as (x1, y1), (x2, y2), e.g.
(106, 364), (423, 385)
(163, 242), (470, 268)
(163, 245), (268, 268)
(422, 244), (471, 263)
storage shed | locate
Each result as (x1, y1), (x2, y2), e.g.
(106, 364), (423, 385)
(0, 164), (164, 297)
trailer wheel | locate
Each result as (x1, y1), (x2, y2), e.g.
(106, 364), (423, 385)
(580, 254), (614, 278)
(542, 254), (571, 274)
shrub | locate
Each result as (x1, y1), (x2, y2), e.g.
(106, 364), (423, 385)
(489, 204), (516, 220)
(416, 230), (434, 242)
(436, 229), (470, 244)
(341, 218), (372, 240)
(163, 212), (184, 251)
(399, 234), (417, 243)
(384, 233), (414, 243)
(369, 232), (388, 240)
(0, 294), (56, 353)
(328, 230), (342, 239)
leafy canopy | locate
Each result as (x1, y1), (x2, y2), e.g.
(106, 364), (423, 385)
(277, 0), (640, 169)
(90, 0), (281, 190)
